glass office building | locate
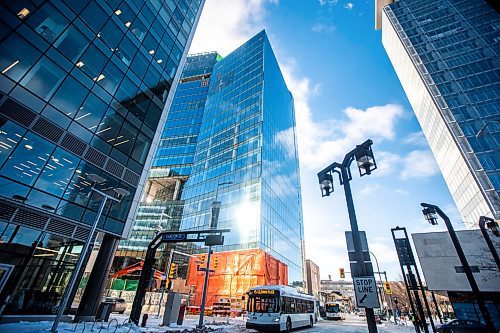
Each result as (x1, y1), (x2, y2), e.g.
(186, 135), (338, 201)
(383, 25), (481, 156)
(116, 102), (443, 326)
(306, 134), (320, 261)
(376, 0), (500, 226)
(117, 52), (220, 264)
(180, 31), (305, 284)
(0, 0), (204, 319)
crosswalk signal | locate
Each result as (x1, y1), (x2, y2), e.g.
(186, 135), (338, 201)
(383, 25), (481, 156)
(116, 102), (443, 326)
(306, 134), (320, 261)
(169, 262), (177, 279)
(213, 257), (219, 269)
(384, 282), (392, 295)
(339, 268), (345, 279)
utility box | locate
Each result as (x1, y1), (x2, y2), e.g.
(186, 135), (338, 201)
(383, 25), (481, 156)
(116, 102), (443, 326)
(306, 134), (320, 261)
(162, 292), (182, 326)
(96, 301), (113, 321)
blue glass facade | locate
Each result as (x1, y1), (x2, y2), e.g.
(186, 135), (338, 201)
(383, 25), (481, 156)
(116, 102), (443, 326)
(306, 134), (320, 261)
(379, 0), (499, 224)
(118, 52), (219, 258)
(0, 0), (204, 316)
(179, 31), (304, 284)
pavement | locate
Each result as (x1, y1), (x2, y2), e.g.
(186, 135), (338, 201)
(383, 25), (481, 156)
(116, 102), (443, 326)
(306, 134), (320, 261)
(0, 313), (418, 332)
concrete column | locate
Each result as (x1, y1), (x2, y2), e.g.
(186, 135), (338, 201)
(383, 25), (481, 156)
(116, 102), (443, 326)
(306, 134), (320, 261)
(74, 234), (119, 322)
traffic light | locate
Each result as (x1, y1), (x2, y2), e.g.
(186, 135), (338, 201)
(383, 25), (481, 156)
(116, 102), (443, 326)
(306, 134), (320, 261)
(213, 257), (219, 269)
(199, 254), (206, 265)
(339, 268), (345, 279)
(393, 297), (398, 305)
(169, 262), (177, 279)
(384, 282), (392, 295)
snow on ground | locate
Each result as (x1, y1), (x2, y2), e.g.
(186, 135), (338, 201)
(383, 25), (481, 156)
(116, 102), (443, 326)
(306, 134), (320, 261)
(0, 313), (422, 332)
(0, 315), (247, 333)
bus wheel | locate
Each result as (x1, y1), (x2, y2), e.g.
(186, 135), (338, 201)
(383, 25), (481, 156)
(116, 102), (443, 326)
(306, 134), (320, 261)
(309, 316), (314, 328)
(286, 318), (292, 332)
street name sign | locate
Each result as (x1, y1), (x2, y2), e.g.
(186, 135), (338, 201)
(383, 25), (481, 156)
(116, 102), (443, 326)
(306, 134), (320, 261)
(162, 233), (187, 241)
(353, 276), (380, 308)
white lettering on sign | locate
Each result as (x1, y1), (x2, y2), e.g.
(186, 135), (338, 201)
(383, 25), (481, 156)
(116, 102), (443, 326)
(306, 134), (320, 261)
(353, 277), (380, 308)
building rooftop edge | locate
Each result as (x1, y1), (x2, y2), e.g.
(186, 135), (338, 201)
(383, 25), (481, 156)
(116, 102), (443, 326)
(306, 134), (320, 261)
(375, 0), (394, 30)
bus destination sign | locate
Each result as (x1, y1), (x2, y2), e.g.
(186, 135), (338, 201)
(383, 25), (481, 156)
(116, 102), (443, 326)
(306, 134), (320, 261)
(250, 289), (277, 295)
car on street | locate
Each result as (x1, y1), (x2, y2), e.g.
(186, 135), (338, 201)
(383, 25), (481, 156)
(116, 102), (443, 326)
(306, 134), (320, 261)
(102, 297), (127, 314)
(436, 319), (487, 333)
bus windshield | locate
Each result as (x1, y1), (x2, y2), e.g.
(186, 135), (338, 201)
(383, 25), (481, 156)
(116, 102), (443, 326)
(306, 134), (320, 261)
(325, 303), (340, 313)
(248, 295), (279, 313)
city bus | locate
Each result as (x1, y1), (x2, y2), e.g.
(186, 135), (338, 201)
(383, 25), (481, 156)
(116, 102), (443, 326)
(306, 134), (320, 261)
(325, 301), (345, 320)
(246, 285), (317, 332)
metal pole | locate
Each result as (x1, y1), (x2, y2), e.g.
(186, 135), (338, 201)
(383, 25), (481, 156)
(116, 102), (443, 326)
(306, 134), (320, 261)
(51, 193), (110, 333)
(341, 167), (378, 333)
(478, 216), (500, 271)
(430, 291), (443, 324)
(382, 272), (397, 324)
(428, 205), (496, 333)
(157, 248), (174, 318)
(198, 247), (212, 328)
(369, 251), (388, 317)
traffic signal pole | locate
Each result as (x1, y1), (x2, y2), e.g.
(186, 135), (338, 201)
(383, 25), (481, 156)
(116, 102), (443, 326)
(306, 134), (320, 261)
(156, 248), (174, 318)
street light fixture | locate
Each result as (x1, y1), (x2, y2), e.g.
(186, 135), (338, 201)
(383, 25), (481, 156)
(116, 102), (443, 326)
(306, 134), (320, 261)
(51, 174), (129, 333)
(478, 216), (500, 270)
(420, 203), (496, 333)
(317, 139), (379, 333)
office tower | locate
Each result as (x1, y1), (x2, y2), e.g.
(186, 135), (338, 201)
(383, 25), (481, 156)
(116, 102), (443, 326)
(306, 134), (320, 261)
(0, 0), (204, 320)
(376, 0), (500, 226)
(181, 30), (304, 286)
(116, 31), (305, 305)
(117, 52), (220, 263)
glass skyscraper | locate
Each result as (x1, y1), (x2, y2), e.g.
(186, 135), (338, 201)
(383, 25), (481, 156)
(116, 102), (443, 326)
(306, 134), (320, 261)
(117, 52), (220, 263)
(376, 0), (499, 226)
(117, 31), (305, 289)
(0, 0), (204, 320)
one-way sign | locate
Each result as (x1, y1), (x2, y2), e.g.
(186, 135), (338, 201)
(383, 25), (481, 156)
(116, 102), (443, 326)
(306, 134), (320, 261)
(353, 276), (380, 308)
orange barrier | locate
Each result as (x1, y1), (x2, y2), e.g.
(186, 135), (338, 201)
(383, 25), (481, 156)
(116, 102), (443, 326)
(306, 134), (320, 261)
(186, 249), (288, 308)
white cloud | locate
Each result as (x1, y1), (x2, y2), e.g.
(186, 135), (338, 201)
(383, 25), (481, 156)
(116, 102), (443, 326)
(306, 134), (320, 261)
(319, 0), (339, 6)
(399, 150), (440, 180)
(312, 23), (336, 33)
(189, 0), (275, 56)
(403, 131), (428, 147)
(344, 2), (354, 9)
(358, 184), (382, 198)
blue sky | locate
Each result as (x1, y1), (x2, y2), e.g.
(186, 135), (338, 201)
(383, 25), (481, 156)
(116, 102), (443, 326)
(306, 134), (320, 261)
(188, 0), (463, 280)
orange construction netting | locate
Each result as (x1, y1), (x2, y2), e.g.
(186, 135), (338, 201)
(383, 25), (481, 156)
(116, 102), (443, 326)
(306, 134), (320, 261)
(186, 248), (288, 307)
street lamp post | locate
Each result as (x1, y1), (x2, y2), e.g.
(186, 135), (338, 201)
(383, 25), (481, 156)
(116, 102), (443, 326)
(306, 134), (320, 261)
(421, 203), (496, 333)
(318, 139), (379, 333)
(51, 174), (129, 333)
(198, 181), (233, 329)
(478, 216), (500, 271)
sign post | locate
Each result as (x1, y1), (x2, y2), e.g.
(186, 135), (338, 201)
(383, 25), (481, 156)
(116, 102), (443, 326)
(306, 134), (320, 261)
(353, 277), (380, 308)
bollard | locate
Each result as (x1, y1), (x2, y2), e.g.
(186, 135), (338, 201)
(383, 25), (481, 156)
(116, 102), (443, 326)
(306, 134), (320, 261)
(141, 313), (148, 327)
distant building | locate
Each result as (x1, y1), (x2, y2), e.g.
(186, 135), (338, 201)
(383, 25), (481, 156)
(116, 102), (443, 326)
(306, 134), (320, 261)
(376, 0), (500, 226)
(413, 230), (500, 327)
(0, 0), (204, 321)
(320, 278), (355, 301)
(306, 260), (321, 299)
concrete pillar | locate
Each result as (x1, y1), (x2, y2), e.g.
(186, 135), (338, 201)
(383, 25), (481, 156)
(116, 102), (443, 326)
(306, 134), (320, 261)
(74, 234), (119, 322)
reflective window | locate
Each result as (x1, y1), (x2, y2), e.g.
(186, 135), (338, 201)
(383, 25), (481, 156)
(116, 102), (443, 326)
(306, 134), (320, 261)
(113, 121), (138, 155)
(27, 3), (69, 43)
(99, 61), (124, 95)
(95, 108), (123, 143)
(20, 57), (66, 100)
(74, 93), (107, 131)
(115, 36), (137, 66)
(50, 76), (89, 117)
(34, 147), (79, 197)
(63, 161), (102, 207)
(0, 117), (27, 167)
(131, 132), (151, 164)
(0, 33), (41, 82)
(0, 131), (55, 186)
(100, 20), (124, 49)
(79, 44), (107, 80)
(80, 2), (109, 33)
(53, 25), (89, 62)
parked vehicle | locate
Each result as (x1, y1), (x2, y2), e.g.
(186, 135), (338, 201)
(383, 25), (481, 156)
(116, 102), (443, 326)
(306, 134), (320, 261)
(102, 297), (127, 314)
(436, 319), (487, 333)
